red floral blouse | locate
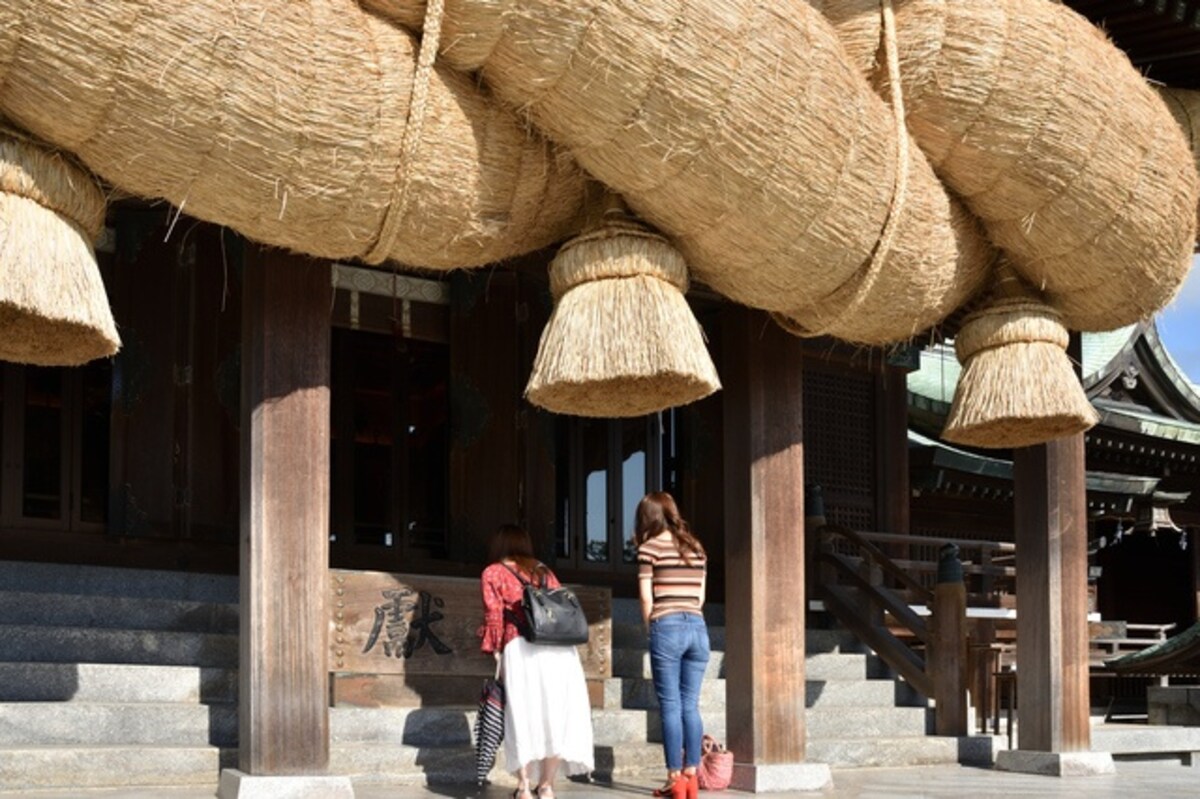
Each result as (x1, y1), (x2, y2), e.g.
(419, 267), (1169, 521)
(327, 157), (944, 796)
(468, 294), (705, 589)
(477, 561), (562, 654)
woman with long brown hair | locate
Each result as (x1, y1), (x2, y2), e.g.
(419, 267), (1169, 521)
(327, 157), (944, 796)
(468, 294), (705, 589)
(635, 492), (710, 799)
(478, 524), (594, 798)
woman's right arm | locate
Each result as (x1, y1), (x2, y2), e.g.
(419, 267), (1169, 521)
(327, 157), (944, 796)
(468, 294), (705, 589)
(637, 551), (655, 631)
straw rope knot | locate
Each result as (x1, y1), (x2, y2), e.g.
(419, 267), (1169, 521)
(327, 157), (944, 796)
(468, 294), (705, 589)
(0, 128), (120, 365)
(526, 210), (719, 418)
(781, 0), (910, 338)
(0, 130), (105, 239)
(550, 222), (688, 298)
(943, 288), (1097, 449)
(953, 298), (1070, 362)
(363, 0), (445, 265)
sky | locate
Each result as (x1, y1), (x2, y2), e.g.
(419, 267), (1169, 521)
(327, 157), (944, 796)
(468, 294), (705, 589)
(1157, 253), (1200, 386)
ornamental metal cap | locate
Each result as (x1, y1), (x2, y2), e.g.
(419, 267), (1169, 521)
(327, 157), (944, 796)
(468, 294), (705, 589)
(937, 543), (963, 584)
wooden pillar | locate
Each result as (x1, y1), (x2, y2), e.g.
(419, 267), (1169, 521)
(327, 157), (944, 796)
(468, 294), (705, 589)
(931, 547), (967, 736)
(1012, 436), (1091, 753)
(1192, 528), (1200, 622)
(238, 248), (332, 775)
(722, 307), (830, 791)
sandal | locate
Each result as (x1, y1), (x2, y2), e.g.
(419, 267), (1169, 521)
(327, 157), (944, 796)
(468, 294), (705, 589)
(536, 786), (556, 799)
(513, 786), (533, 799)
(651, 774), (688, 799)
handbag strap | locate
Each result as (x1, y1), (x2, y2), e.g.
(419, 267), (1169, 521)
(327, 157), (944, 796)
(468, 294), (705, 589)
(501, 561), (547, 588)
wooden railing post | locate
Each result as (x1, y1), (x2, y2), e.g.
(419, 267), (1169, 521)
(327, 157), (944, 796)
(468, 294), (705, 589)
(931, 544), (968, 736)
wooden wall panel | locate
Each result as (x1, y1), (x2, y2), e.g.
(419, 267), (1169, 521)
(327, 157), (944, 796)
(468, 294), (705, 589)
(108, 209), (185, 539)
(448, 271), (521, 564)
(328, 569), (611, 679)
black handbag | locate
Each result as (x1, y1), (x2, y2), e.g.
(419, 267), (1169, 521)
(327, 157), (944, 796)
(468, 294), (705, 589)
(503, 564), (589, 646)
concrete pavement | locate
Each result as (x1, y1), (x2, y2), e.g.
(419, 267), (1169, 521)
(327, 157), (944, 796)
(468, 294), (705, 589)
(1, 760), (1197, 799)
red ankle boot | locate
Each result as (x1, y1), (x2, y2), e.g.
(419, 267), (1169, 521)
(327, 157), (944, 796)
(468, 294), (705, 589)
(685, 771), (699, 799)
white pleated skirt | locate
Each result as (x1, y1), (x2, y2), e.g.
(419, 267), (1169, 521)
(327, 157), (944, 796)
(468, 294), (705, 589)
(501, 636), (595, 781)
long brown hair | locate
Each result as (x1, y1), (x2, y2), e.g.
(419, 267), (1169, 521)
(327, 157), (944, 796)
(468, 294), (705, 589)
(634, 491), (705, 562)
(489, 524), (548, 580)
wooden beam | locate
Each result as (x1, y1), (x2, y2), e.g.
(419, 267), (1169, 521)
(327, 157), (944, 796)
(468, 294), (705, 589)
(722, 307), (807, 764)
(1013, 434), (1091, 753)
(239, 248), (332, 775)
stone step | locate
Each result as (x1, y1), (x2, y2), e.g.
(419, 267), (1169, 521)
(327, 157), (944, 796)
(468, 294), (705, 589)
(660, 705), (932, 742)
(805, 627), (868, 654)
(805, 652), (874, 682)
(0, 624), (238, 668)
(602, 675), (900, 711)
(611, 621), (727, 651)
(600, 677), (727, 710)
(611, 598), (725, 628)
(330, 741), (664, 785)
(611, 648), (726, 680)
(330, 706), (663, 748)
(0, 745), (222, 790)
(0, 701), (237, 747)
(0, 662), (237, 704)
(610, 648), (875, 682)
(1092, 723), (1200, 756)
(0, 560), (237, 604)
(810, 734), (995, 768)
(0, 590), (238, 634)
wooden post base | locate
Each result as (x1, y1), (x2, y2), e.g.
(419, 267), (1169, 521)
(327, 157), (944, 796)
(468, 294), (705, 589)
(730, 761), (833, 793)
(994, 751), (1115, 777)
(218, 769), (354, 798)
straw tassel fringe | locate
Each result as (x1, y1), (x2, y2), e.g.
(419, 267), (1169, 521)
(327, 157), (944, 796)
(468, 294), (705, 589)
(526, 216), (721, 417)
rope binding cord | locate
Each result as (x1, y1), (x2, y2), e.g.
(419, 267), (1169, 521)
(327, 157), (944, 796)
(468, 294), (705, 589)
(774, 0), (910, 337)
(364, 0), (446, 266)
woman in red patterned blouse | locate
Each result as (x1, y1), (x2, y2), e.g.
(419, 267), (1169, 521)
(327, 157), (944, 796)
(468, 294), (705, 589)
(479, 524), (594, 798)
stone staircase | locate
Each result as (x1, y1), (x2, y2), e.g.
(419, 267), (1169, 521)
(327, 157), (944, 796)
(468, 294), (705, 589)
(0, 560), (239, 791)
(0, 561), (983, 792)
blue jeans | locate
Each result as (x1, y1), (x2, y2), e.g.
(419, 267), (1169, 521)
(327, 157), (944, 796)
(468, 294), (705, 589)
(648, 612), (710, 771)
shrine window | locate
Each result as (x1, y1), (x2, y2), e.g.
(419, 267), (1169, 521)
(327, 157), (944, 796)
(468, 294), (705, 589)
(554, 411), (676, 573)
(0, 359), (111, 533)
(328, 266), (451, 569)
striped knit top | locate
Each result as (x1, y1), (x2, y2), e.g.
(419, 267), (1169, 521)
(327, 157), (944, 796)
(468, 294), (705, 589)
(637, 531), (706, 621)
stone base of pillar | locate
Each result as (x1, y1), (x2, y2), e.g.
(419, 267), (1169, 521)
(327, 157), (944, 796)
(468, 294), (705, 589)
(730, 761), (833, 792)
(994, 750), (1115, 776)
(218, 769), (355, 798)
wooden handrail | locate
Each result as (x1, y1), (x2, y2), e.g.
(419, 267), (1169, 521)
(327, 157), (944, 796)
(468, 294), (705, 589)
(818, 551), (929, 644)
(817, 523), (933, 603)
(852, 530), (1016, 553)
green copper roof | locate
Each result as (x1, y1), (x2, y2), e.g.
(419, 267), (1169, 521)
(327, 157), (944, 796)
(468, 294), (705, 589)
(1081, 324), (1139, 383)
(907, 321), (1200, 446)
(909, 325), (1140, 409)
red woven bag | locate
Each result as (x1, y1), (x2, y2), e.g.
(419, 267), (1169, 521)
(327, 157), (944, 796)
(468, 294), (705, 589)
(696, 734), (733, 790)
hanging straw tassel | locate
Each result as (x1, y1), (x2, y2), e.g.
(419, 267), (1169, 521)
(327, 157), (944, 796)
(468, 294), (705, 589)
(525, 210), (721, 418)
(0, 129), (119, 365)
(943, 267), (1098, 450)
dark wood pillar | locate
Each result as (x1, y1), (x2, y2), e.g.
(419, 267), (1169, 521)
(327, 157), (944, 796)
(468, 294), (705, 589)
(1012, 436), (1091, 753)
(1193, 529), (1200, 622)
(722, 307), (830, 791)
(238, 248), (332, 774)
